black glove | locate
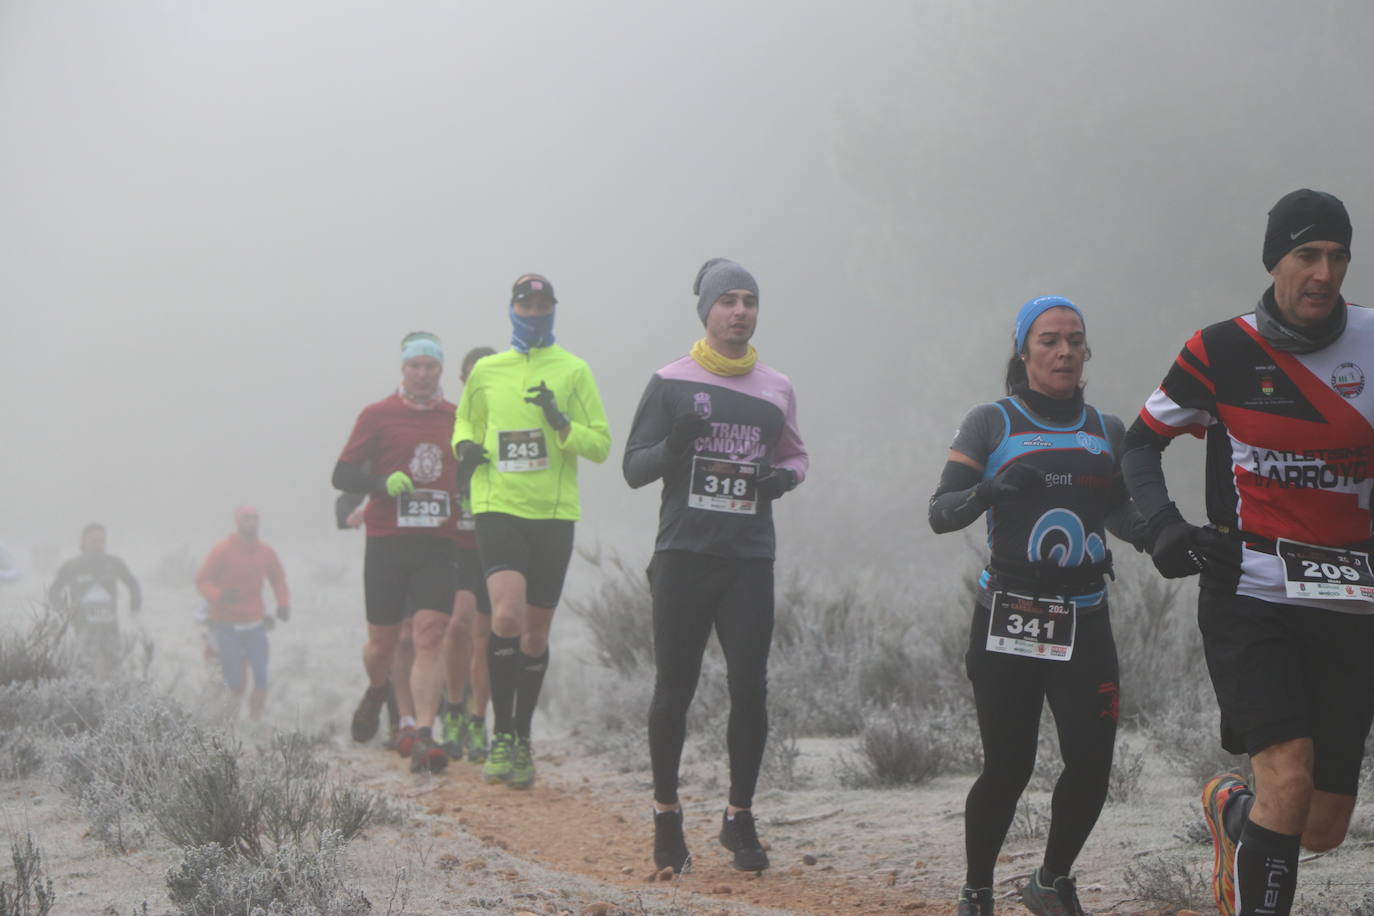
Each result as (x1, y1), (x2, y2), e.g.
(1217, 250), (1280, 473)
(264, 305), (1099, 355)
(1150, 523), (1238, 579)
(455, 441), (488, 490)
(666, 412), (711, 453)
(756, 467), (798, 500)
(275, 605), (290, 622)
(221, 587), (241, 604)
(524, 381), (570, 432)
(975, 462), (1043, 506)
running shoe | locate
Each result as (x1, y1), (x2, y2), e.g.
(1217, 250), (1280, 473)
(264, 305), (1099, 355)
(409, 732), (449, 774)
(653, 807), (692, 874)
(483, 732), (513, 784)
(1202, 773), (1249, 916)
(957, 886), (994, 916)
(465, 717), (489, 763)
(394, 725), (417, 758)
(439, 709), (466, 759)
(350, 683), (390, 743)
(1021, 869), (1086, 915)
(718, 808), (769, 872)
(508, 736), (535, 789)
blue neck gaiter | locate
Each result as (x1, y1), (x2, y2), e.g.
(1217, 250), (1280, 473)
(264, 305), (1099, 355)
(510, 306), (556, 353)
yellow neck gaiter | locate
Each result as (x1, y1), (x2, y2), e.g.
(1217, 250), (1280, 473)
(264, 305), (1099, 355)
(690, 338), (757, 377)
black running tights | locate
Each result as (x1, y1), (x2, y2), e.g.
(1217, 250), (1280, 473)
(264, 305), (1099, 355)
(647, 550), (774, 810)
(964, 601), (1119, 887)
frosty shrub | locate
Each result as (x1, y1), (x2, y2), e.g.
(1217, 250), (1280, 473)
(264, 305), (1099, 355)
(0, 611), (70, 688)
(1150, 706), (1250, 783)
(1006, 796), (1051, 841)
(0, 833), (56, 916)
(1122, 852), (1209, 910)
(165, 835), (371, 916)
(839, 705), (973, 787)
(566, 546), (654, 676)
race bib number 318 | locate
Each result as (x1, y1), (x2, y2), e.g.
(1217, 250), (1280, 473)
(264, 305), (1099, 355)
(689, 457), (759, 515)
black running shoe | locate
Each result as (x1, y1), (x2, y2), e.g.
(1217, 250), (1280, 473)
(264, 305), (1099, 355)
(957, 885), (994, 915)
(1021, 869), (1087, 916)
(350, 683), (390, 743)
(718, 808), (769, 872)
(653, 807), (692, 874)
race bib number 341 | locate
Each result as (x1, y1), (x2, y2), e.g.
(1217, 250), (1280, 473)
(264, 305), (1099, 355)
(497, 429), (549, 472)
(987, 590), (1076, 661)
(397, 489), (451, 528)
(689, 457), (759, 515)
(1277, 539), (1374, 601)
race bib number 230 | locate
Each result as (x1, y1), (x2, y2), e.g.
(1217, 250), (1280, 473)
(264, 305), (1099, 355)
(397, 489), (451, 528)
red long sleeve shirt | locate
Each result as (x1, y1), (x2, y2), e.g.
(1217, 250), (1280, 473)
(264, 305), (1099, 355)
(195, 533), (290, 625)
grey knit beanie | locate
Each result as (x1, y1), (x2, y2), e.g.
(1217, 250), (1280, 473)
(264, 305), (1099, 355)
(693, 258), (759, 323)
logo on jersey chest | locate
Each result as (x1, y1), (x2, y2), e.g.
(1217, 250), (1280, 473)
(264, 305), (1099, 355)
(692, 391), (713, 418)
(1332, 362), (1365, 399)
(409, 442), (445, 485)
(1075, 430), (1104, 454)
(1021, 435), (1052, 448)
(1260, 376), (1275, 396)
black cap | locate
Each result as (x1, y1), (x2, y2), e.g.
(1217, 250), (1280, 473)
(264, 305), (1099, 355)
(512, 274), (557, 305)
(1263, 189), (1352, 271)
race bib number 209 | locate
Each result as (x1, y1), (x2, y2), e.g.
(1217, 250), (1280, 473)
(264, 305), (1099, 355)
(1278, 539), (1374, 601)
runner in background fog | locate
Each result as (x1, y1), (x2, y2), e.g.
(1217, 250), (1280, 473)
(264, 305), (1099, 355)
(438, 345), (498, 763)
(928, 295), (1149, 916)
(194, 506), (290, 719)
(624, 258), (807, 874)
(48, 522), (143, 671)
(452, 274), (610, 790)
(1122, 190), (1374, 916)
(333, 331), (463, 774)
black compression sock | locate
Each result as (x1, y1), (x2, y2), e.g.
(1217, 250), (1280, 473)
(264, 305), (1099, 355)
(514, 648), (549, 739)
(488, 635), (520, 735)
(1235, 820), (1298, 916)
(1223, 788), (1256, 843)
(469, 713), (484, 725)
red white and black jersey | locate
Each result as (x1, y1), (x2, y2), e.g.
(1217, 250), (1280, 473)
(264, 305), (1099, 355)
(1139, 305), (1374, 612)
(338, 393), (469, 544)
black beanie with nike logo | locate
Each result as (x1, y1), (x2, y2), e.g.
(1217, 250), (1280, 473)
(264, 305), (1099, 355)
(1263, 188), (1352, 271)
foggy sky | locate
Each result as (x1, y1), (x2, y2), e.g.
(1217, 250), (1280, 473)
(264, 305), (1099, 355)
(4, 0), (1374, 580)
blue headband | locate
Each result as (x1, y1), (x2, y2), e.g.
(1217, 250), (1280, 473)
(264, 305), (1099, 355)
(401, 338), (444, 363)
(1014, 295), (1084, 352)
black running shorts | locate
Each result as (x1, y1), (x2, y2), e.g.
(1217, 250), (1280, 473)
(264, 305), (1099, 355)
(474, 512), (575, 610)
(1198, 587), (1374, 795)
(455, 546), (492, 616)
(363, 535), (458, 626)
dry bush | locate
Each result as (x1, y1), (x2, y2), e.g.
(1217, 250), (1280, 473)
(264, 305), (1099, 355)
(165, 835), (370, 916)
(839, 705), (975, 787)
(0, 833), (56, 916)
(1121, 851), (1209, 910)
(1006, 796), (1051, 841)
(0, 611), (70, 688)
(1149, 706), (1250, 783)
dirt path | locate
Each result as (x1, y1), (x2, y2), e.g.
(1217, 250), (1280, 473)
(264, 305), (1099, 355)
(339, 741), (955, 915)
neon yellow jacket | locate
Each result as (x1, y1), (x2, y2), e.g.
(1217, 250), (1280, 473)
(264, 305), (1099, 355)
(452, 345), (611, 520)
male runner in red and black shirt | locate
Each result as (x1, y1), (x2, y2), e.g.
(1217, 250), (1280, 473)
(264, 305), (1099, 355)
(1123, 190), (1374, 916)
(333, 331), (468, 773)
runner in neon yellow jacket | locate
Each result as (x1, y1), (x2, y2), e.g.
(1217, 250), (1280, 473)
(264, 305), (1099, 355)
(449, 273), (610, 791)
(452, 344), (610, 520)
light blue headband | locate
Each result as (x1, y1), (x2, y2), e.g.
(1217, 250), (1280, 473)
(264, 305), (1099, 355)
(401, 337), (444, 363)
(1014, 295), (1084, 352)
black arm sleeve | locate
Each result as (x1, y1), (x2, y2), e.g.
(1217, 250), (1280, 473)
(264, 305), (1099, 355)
(623, 376), (682, 490)
(117, 558), (142, 612)
(1121, 417), (1187, 541)
(928, 461), (989, 534)
(332, 460), (383, 495)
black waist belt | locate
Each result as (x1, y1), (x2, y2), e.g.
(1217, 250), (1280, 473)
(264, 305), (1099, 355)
(987, 551), (1114, 596)
(1217, 526), (1374, 556)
